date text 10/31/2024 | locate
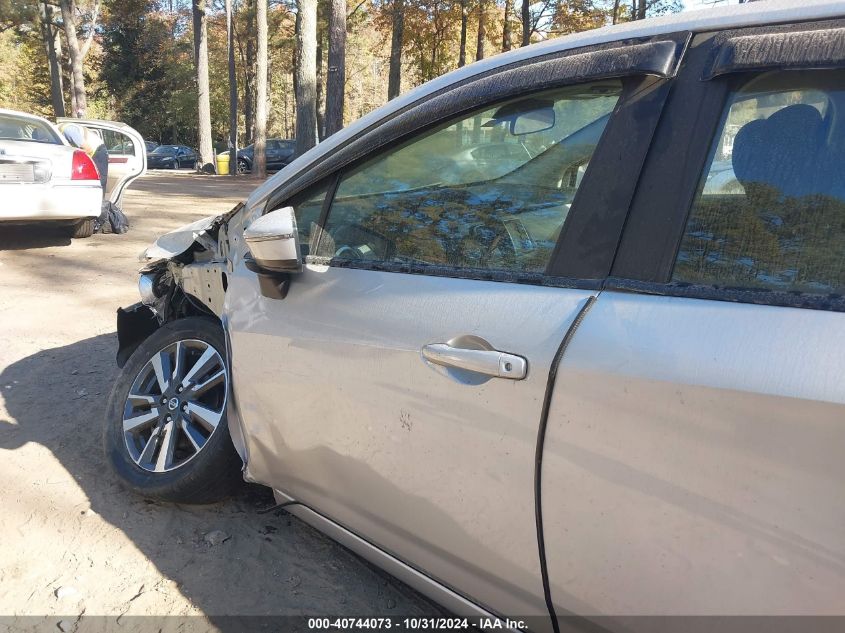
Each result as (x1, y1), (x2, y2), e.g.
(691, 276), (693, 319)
(307, 617), (529, 630)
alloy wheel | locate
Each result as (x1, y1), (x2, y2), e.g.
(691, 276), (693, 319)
(122, 339), (227, 473)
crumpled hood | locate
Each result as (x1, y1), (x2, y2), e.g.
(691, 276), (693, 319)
(142, 202), (248, 261)
(143, 215), (219, 260)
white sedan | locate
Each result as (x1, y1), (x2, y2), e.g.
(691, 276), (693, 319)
(0, 109), (146, 238)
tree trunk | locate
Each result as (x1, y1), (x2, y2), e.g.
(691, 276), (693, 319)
(387, 0), (403, 100)
(59, 0), (87, 117)
(245, 36), (255, 143)
(325, 0), (346, 137)
(254, 0), (268, 177)
(69, 69), (78, 118)
(502, 0), (512, 52)
(475, 0), (486, 61)
(41, 1), (65, 117)
(458, 0), (467, 67)
(282, 72), (291, 138)
(520, 0), (530, 47)
(226, 0), (238, 175)
(243, 0), (256, 144)
(316, 24), (324, 141)
(295, 0), (318, 156)
(632, 0), (646, 20)
(612, 0), (621, 24)
(193, 0), (214, 171)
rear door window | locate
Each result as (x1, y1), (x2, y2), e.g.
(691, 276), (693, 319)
(673, 70), (845, 296)
(98, 128), (137, 156)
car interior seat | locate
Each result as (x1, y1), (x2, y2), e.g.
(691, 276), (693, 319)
(732, 103), (827, 200)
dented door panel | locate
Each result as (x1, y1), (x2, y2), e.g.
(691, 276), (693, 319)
(225, 259), (595, 620)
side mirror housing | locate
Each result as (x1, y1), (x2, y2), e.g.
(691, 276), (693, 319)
(243, 206), (302, 273)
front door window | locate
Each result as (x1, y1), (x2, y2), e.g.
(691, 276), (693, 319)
(315, 80), (622, 275)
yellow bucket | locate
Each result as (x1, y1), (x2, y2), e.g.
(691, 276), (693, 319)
(215, 153), (230, 175)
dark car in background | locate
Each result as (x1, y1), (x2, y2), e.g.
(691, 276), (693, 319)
(147, 144), (198, 170)
(144, 140), (159, 154)
(236, 138), (294, 174)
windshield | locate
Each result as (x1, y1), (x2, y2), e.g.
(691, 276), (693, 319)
(152, 145), (178, 155)
(0, 114), (61, 144)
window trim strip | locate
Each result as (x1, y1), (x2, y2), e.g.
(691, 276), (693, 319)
(605, 277), (845, 313)
(303, 256), (603, 290)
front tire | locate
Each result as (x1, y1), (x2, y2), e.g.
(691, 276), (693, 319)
(103, 317), (242, 504)
(237, 159), (249, 175)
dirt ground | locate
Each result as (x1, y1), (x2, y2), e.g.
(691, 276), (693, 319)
(0, 172), (444, 632)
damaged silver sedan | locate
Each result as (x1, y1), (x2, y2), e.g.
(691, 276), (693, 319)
(105, 2), (845, 629)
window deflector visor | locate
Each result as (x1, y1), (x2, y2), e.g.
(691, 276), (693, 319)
(704, 27), (845, 80)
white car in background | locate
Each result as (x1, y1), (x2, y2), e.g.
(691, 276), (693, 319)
(0, 109), (146, 238)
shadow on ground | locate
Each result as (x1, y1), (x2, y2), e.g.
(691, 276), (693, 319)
(0, 225), (72, 251)
(0, 333), (446, 630)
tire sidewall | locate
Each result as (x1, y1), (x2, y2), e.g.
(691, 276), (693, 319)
(71, 219), (94, 238)
(103, 317), (240, 502)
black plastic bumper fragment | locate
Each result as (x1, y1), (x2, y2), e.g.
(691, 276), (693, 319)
(116, 303), (160, 368)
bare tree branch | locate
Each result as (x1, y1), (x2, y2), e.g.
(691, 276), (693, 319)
(346, 0), (366, 20)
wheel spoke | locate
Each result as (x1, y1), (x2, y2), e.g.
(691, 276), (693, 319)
(123, 409), (159, 433)
(136, 426), (161, 466)
(151, 350), (172, 393)
(127, 393), (157, 405)
(186, 401), (223, 433)
(179, 347), (219, 390)
(172, 341), (185, 384)
(180, 416), (206, 453)
(154, 420), (177, 472)
(189, 368), (226, 397)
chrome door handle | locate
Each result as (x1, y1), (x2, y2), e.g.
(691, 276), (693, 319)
(421, 343), (527, 380)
